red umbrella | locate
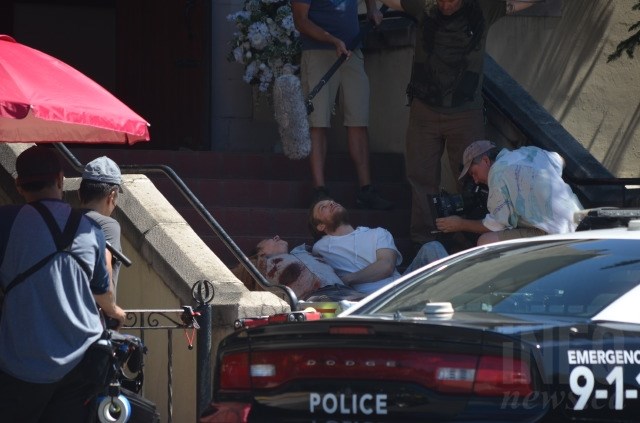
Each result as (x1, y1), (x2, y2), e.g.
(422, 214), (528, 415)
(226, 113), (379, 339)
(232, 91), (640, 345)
(0, 34), (150, 144)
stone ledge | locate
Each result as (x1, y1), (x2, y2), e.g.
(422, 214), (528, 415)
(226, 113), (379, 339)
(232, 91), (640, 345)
(0, 142), (290, 326)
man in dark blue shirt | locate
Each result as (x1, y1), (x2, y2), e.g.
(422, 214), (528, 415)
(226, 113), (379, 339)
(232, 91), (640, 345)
(0, 146), (125, 422)
(292, 0), (393, 210)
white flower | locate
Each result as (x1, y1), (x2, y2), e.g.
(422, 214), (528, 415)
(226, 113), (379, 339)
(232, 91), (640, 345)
(233, 47), (244, 63)
(226, 11), (250, 22)
(249, 32), (268, 50)
(280, 15), (295, 34)
(244, 61), (258, 83)
(227, 0), (301, 93)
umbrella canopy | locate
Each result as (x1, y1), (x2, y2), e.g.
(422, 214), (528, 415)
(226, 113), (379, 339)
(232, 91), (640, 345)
(0, 34), (150, 144)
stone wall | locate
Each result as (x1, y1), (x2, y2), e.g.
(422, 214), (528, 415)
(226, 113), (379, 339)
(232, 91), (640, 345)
(212, 0), (640, 178)
(0, 143), (289, 423)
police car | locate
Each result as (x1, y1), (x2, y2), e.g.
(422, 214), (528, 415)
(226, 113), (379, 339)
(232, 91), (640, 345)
(201, 214), (640, 422)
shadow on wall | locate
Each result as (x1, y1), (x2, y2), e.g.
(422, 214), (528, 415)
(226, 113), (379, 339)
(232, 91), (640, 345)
(488, 0), (640, 178)
(491, 1), (613, 119)
(604, 101), (640, 175)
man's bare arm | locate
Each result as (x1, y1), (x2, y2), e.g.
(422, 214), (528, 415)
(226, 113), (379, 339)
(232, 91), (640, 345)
(506, 0), (540, 15)
(366, 0), (384, 25)
(94, 290), (126, 329)
(291, 2), (349, 56)
(378, 0), (403, 12)
(341, 248), (398, 285)
(435, 215), (491, 234)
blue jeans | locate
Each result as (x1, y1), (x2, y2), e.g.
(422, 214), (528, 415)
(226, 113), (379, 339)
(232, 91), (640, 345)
(403, 241), (449, 275)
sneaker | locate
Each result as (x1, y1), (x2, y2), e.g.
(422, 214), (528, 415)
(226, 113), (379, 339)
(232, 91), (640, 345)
(311, 186), (331, 204)
(356, 185), (394, 210)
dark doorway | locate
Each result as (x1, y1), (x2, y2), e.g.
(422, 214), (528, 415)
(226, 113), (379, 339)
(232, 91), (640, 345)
(116, 0), (210, 150)
(2, 0), (211, 150)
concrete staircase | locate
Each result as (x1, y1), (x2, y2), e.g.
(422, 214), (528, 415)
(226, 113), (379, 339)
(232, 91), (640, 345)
(66, 147), (414, 269)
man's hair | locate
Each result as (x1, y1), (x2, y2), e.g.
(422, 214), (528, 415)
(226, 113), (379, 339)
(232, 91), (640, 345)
(251, 243), (263, 257)
(307, 198), (328, 243)
(78, 179), (118, 204)
(18, 179), (56, 193)
(307, 197), (351, 242)
(15, 146), (63, 192)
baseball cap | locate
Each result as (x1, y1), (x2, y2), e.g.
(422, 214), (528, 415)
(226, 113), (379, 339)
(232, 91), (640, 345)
(458, 140), (497, 180)
(82, 156), (123, 191)
(15, 146), (63, 186)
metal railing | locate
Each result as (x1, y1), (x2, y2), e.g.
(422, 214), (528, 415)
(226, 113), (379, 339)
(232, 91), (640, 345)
(54, 142), (299, 310)
(119, 280), (215, 423)
(56, 141), (285, 419)
(564, 176), (640, 208)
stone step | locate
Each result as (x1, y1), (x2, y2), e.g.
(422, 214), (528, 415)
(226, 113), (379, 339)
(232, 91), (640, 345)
(152, 176), (410, 210)
(65, 147), (407, 183)
(176, 206), (410, 238)
(63, 146), (414, 269)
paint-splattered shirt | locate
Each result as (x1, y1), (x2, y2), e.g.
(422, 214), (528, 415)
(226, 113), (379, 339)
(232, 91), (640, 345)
(484, 146), (583, 234)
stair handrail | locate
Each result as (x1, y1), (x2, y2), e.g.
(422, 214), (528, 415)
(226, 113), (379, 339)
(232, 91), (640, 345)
(482, 55), (623, 208)
(54, 143), (299, 310)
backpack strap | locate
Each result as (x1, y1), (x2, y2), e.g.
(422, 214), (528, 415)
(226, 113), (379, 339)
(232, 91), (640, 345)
(31, 201), (83, 252)
(3, 202), (88, 296)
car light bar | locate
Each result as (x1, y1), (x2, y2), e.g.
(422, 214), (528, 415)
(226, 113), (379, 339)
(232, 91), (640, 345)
(235, 310), (323, 330)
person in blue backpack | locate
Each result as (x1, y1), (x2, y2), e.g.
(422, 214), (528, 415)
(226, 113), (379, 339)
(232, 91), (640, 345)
(0, 146), (125, 422)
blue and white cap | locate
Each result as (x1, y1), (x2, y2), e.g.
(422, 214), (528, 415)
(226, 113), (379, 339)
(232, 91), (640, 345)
(82, 156), (123, 190)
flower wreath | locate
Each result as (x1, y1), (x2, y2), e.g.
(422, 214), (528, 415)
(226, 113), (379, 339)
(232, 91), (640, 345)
(227, 0), (302, 93)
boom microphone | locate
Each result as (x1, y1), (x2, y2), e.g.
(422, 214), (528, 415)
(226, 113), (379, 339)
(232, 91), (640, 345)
(272, 5), (388, 160)
(272, 74), (311, 160)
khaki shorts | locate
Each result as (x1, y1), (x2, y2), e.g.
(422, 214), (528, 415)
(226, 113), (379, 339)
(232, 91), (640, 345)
(495, 227), (547, 242)
(300, 49), (369, 128)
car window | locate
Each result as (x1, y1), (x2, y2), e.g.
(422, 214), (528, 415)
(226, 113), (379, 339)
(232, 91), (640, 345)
(353, 239), (640, 319)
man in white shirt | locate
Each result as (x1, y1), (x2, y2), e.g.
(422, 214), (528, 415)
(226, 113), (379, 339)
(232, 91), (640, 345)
(309, 199), (447, 294)
(436, 140), (583, 245)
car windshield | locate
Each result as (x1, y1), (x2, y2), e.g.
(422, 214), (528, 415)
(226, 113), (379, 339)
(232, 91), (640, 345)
(351, 239), (640, 319)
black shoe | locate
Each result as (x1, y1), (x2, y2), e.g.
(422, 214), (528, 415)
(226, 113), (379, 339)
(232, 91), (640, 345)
(356, 185), (393, 210)
(311, 186), (331, 204)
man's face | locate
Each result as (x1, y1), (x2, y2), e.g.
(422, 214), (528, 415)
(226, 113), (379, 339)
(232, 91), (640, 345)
(436, 0), (464, 16)
(313, 200), (349, 234)
(468, 156), (491, 185)
(257, 235), (288, 256)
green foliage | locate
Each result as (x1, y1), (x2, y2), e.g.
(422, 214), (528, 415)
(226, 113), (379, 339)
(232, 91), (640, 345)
(607, 1), (640, 62)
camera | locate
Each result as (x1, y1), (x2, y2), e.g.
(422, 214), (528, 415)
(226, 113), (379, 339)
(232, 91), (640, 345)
(431, 191), (464, 218)
(430, 184), (489, 220)
(428, 183), (489, 253)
